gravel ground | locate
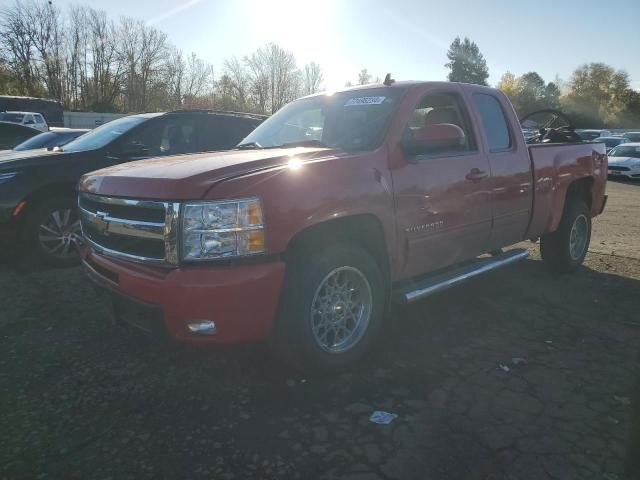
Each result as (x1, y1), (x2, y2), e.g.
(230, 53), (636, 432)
(1, 180), (639, 480)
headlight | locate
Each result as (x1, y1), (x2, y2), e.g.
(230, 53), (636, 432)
(0, 172), (18, 184)
(181, 198), (265, 261)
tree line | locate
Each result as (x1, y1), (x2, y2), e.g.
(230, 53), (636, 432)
(0, 1), (323, 114)
(446, 36), (640, 128)
(0, 1), (638, 128)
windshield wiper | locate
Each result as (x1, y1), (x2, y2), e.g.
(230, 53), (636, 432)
(236, 141), (263, 150)
(277, 140), (329, 149)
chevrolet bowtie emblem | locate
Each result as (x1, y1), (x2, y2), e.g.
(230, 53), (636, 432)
(94, 211), (110, 235)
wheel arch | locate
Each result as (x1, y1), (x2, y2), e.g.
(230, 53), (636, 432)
(549, 176), (594, 233)
(17, 182), (77, 220)
(283, 213), (391, 286)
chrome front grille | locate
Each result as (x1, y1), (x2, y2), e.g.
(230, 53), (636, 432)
(79, 192), (180, 265)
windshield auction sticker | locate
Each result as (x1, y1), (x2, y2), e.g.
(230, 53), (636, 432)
(344, 96), (387, 106)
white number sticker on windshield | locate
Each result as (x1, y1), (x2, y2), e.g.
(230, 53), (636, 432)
(344, 96), (387, 107)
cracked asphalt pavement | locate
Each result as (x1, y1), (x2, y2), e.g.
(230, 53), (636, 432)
(1, 181), (639, 480)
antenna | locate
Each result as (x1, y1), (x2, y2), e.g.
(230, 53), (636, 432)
(383, 73), (395, 86)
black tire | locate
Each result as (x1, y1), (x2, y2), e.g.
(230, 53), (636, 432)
(23, 195), (83, 267)
(270, 243), (386, 371)
(540, 198), (591, 273)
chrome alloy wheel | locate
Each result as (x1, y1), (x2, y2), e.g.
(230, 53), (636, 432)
(569, 214), (588, 260)
(38, 208), (83, 260)
(310, 266), (373, 353)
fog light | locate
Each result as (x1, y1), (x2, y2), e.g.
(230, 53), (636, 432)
(187, 320), (217, 335)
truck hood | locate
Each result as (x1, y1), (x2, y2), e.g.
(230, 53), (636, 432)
(608, 156), (640, 168)
(79, 147), (347, 199)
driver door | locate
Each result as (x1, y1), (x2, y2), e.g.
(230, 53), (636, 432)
(392, 86), (492, 277)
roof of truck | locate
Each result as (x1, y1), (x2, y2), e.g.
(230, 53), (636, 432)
(299, 80), (495, 100)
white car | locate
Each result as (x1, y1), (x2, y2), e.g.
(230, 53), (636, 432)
(576, 129), (612, 141)
(594, 136), (629, 153)
(622, 131), (640, 143)
(0, 111), (49, 132)
(607, 143), (640, 180)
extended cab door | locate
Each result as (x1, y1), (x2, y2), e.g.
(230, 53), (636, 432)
(391, 85), (492, 278)
(464, 89), (533, 249)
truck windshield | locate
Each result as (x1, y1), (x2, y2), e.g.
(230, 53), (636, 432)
(609, 145), (640, 158)
(63, 116), (148, 152)
(239, 87), (405, 152)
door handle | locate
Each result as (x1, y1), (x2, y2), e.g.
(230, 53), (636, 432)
(465, 168), (488, 182)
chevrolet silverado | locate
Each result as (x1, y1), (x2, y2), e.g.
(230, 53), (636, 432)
(79, 81), (607, 370)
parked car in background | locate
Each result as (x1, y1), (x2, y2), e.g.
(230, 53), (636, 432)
(593, 136), (629, 153)
(576, 129), (612, 141)
(78, 81), (607, 370)
(0, 121), (40, 150)
(0, 110), (264, 266)
(7, 128), (88, 153)
(0, 111), (49, 132)
(0, 95), (63, 127)
(607, 143), (640, 180)
(622, 131), (640, 142)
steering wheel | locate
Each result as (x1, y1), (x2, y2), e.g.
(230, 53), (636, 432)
(520, 110), (579, 144)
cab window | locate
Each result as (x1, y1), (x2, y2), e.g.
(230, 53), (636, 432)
(473, 94), (512, 152)
(405, 91), (477, 155)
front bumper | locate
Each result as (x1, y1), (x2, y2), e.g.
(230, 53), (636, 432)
(83, 249), (286, 344)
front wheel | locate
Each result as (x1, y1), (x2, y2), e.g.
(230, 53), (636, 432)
(540, 199), (591, 273)
(23, 196), (83, 267)
(270, 243), (386, 371)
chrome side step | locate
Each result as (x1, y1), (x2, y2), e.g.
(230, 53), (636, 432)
(393, 249), (529, 304)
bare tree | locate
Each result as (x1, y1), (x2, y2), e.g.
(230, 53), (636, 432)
(245, 43), (300, 114)
(0, 1), (39, 94)
(64, 6), (88, 108)
(87, 9), (123, 109)
(137, 24), (167, 110)
(244, 51), (269, 113)
(0, 4), (321, 114)
(116, 17), (142, 111)
(165, 47), (185, 108)
(303, 62), (323, 95)
(28, 0), (65, 100)
(184, 52), (212, 99)
(223, 56), (250, 111)
(357, 68), (372, 85)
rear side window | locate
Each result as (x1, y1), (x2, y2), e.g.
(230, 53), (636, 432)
(473, 94), (511, 151)
(36, 115), (45, 124)
(202, 116), (261, 151)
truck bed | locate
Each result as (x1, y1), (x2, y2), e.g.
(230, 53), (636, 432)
(526, 141), (607, 239)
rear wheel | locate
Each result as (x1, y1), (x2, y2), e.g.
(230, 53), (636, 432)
(540, 198), (591, 273)
(24, 196), (83, 267)
(270, 243), (386, 371)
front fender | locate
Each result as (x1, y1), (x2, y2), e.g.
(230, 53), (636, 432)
(208, 149), (397, 259)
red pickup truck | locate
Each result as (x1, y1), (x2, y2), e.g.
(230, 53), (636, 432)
(79, 81), (607, 370)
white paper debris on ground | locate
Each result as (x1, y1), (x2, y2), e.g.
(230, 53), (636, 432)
(511, 357), (527, 366)
(545, 340), (553, 344)
(498, 364), (510, 372)
(369, 411), (398, 425)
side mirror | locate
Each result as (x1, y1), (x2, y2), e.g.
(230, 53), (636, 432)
(402, 123), (466, 158)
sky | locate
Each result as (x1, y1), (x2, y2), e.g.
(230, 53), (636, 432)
(10, 0), (640, 90)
